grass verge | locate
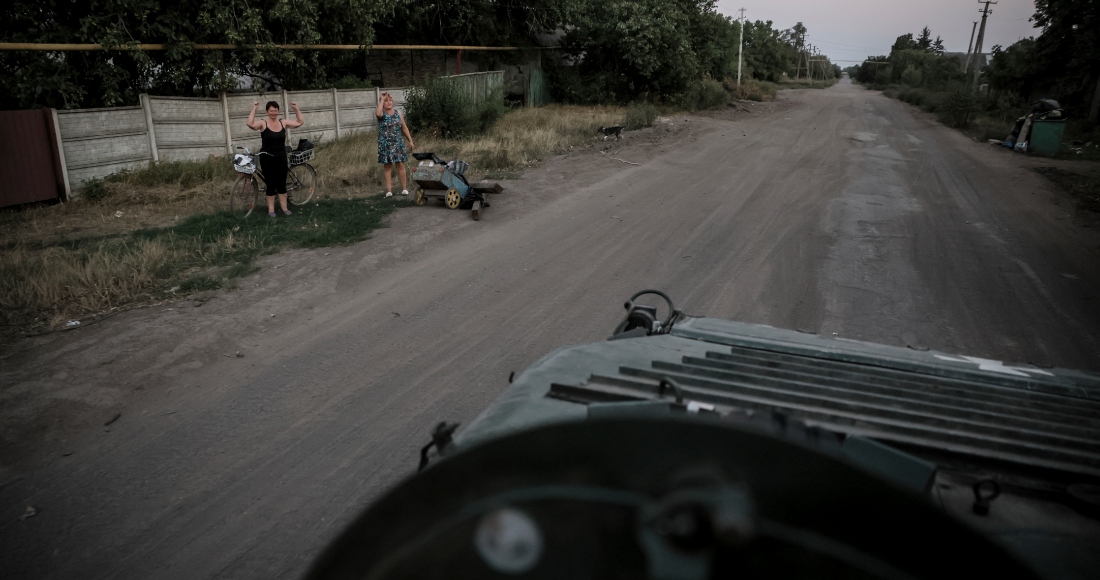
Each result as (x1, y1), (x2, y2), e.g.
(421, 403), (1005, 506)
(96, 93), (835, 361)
(1, 198), (407, 340)
(0, 104), (632, 341)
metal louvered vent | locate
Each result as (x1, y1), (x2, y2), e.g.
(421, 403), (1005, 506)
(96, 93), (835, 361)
(548, 344), (1100, 479)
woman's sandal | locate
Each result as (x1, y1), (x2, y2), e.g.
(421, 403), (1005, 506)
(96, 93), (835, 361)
(283, 209), (293, 216)
(268, 211), (277, 218)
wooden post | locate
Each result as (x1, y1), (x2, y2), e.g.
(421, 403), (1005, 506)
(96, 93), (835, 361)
(220, 91), (233, 155)
(139, 93), (159, 162)
(48, 108), (71, 200)
(282, 89), (291, 143)
(332, 87), (341, 139)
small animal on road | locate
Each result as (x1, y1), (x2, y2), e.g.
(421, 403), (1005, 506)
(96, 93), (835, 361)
(598, 125), (624, 140)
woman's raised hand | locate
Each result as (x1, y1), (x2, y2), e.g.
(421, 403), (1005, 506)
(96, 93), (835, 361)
(252, 101), (259, 108)
(290, 101), (299, 109)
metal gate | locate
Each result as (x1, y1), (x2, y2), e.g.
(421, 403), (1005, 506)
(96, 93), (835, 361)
(0, 109), (65, 208)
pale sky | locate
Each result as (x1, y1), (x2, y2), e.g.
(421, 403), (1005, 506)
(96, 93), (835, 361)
(715, 0), (1040, 64)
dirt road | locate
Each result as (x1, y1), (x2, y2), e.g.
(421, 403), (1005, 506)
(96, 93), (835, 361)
(3, 79), (1100, 579)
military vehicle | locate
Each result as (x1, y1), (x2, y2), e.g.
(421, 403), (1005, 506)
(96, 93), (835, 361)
(306, 290), (1100, 579)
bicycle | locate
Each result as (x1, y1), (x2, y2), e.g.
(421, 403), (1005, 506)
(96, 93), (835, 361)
(229, 146), (318, 217)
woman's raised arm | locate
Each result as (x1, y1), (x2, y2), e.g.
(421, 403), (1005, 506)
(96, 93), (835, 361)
(285, 101), (305, 129)
(246, 102), (264, 130)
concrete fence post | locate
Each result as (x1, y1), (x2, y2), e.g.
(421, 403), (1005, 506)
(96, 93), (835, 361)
(282, 88), (291, 142)
(332, 87), (341, 139)
(220, 91), (233, 156)
(49, 108), (72, 200)
(139, 93), (159, 163)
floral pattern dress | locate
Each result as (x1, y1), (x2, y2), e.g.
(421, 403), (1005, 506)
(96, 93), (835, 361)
(377, 110), (407, 164)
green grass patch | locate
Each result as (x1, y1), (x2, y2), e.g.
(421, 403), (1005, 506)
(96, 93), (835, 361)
(0, 197), (408, 339)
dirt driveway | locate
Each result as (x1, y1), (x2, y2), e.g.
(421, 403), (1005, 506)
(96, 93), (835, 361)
(3, 79), (1099, 579)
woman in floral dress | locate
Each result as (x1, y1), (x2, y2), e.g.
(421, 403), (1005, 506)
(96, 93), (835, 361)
(375, 91), (416, 197)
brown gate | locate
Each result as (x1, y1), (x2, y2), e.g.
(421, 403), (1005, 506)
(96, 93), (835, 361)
(0, 109), (65, 208)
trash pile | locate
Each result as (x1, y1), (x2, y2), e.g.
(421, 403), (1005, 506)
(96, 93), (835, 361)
(995, 99), (1064, 155)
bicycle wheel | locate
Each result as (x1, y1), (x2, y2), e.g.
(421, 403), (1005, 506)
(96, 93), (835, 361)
(229, 174), (259, 218)
(287, 163), (318, 205)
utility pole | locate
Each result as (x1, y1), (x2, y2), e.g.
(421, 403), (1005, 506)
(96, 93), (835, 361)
(962, 21), (978, 74)
(737, 8), (746, 86)
(971, 1), (996, 94)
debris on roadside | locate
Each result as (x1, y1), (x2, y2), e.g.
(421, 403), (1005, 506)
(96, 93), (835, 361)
(104, 413), (121, 426)
(18, 506), (36, 521)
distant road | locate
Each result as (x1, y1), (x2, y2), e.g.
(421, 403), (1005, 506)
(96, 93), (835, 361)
(4, 78), (1099, 579)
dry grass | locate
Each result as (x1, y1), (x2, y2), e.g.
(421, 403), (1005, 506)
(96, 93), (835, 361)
(0, 105), (628, 341)
(725, 79), (778, 102)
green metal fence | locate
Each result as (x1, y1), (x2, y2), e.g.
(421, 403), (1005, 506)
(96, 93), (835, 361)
(444, 71), (504, 103)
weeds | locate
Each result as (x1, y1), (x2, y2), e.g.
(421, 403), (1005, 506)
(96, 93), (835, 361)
(625, 103), (658, 130)
(725, 79), (777, 102)
(0, 198), (406, 336)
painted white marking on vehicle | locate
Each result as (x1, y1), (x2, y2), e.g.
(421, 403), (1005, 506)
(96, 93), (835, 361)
(934, 355), (1054, 377)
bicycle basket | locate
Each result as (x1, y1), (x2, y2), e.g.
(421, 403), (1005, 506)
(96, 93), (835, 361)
(233, 153), (256, 174)
(289, 149), (315, 166)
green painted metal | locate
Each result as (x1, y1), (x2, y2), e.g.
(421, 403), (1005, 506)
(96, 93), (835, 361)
(443, 71), (504, 104)
(1029, 120), (1066, 156)
(527, 68), (550, 108)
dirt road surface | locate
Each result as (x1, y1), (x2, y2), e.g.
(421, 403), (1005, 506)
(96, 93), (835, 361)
(3, 79), (1099, 579)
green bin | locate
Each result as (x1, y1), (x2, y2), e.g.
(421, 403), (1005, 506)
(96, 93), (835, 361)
(1029, 119), (1065, 156)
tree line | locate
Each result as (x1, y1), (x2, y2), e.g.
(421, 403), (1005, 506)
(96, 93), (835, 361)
(1, 0), (837, 110)
(849, 0), (1099, 120)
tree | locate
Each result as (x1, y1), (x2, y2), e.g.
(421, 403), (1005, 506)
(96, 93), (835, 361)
(742, 20), (792, 82)
(553, 0), (739, 101)
(1, 0), (399, 110)
(985, 39), (1041, 98)
(1032, 0), (1100, 118)
(916, 27), (932, 51)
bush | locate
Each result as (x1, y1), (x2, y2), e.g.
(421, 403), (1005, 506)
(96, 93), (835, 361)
(900, 65), (923, 87)
(405, 77), (505, 138)
(81, 177), (111, 202)
(938, 92), (976, 128)
(625, 103), (658, 130)
(680, 79), (729, 110)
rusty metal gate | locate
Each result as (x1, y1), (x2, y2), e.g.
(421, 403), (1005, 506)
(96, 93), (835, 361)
(0, 109), (65, 208)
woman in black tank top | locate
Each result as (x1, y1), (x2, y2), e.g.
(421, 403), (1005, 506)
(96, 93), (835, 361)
(247, 100), (305, 217)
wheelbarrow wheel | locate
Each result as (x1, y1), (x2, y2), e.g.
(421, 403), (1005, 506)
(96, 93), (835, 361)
(471, 200), (482, 221)
(445, 189), (461, 209)
(414, 188), (426, 206)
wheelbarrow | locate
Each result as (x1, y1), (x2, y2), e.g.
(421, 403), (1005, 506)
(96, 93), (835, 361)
(411, 152), (504, 221)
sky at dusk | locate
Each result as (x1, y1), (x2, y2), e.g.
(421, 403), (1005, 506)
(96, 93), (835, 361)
(714, 0), (1041, 64)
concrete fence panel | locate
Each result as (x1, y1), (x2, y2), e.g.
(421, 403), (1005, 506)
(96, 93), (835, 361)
(336, 89), (379, 137)
(51, 85), (415, 193)
(56, 106), (153, 186)
(148, 96), (226, 163)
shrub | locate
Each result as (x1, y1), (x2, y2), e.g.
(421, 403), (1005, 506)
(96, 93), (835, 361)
(680, 79), (729, 110)
(938, 92), (976, 128)
(900, 65), (923, 87)
(81, 177), (111, 202)
(405, 77), (505, 138)
(625, 103), (658, 130)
